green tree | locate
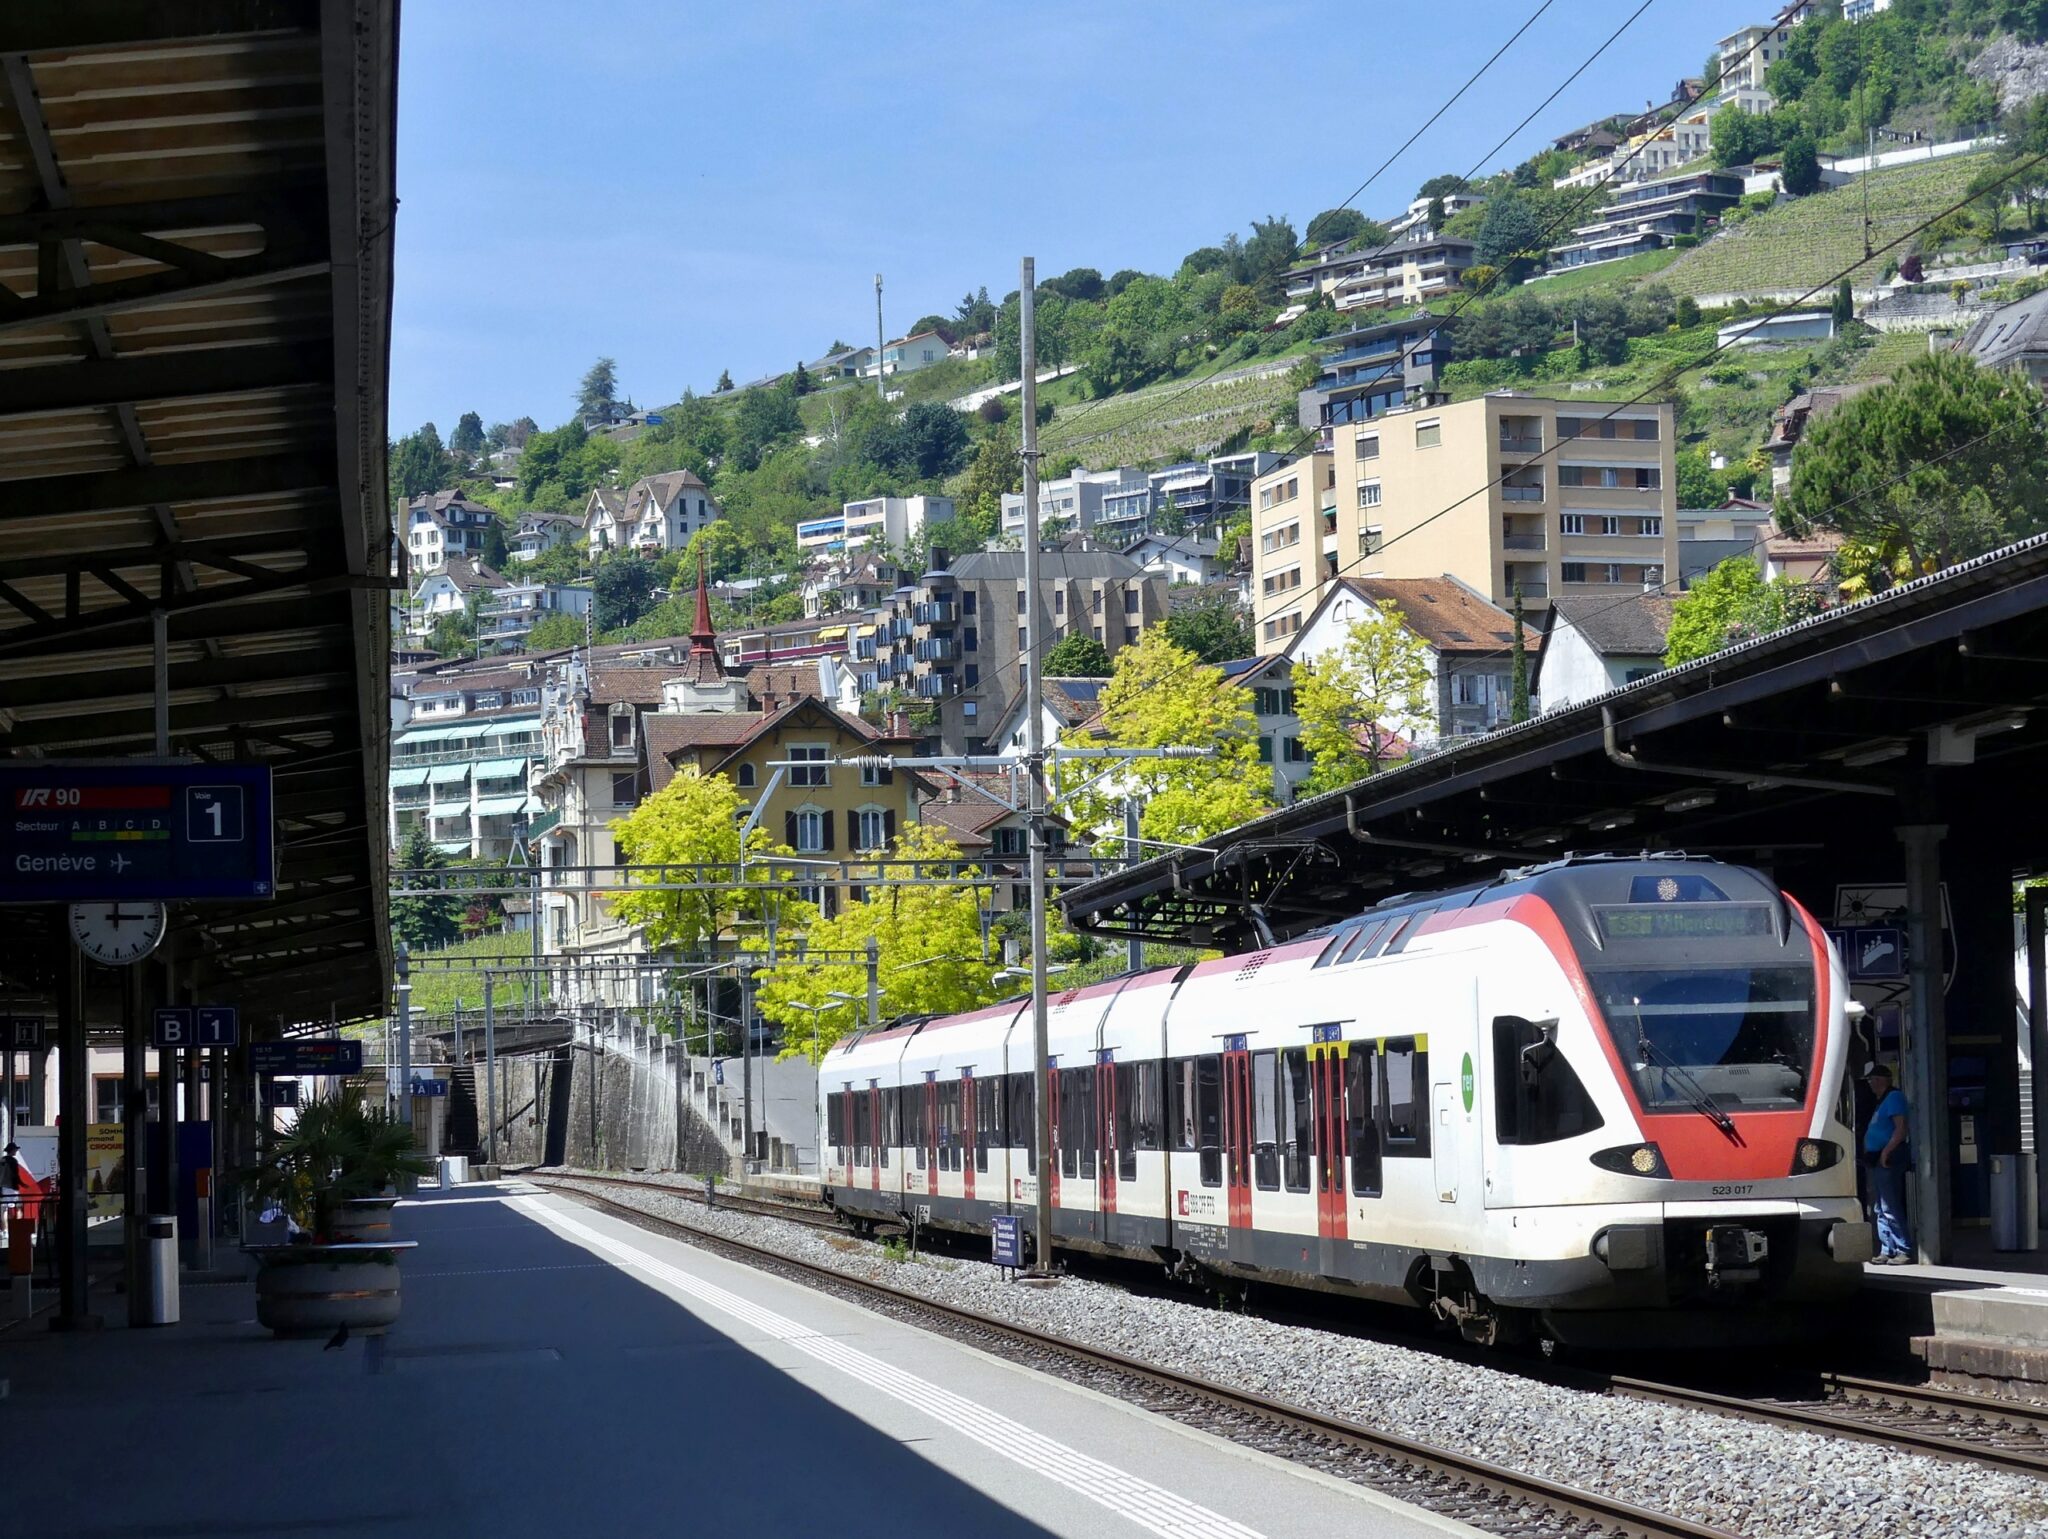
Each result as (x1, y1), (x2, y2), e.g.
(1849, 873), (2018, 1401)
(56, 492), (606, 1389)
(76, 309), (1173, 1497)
(390, 823), (464, 951)
(1781, 133), (1823, 196)
(1427, 195), (1447, 231)
(954, 423), (1018, 544)
(1778, 351), (2048, 578)
(1711, 107), (1778, 169)
(1059, 630), (1273, 849)
(427, 600), (475, 658)
(1664, 556), (1817, 666)
(592, 552), (657, 633)
(1831, 276), (1855, 327)
(1044, 633), (1112, 677)
(449, 411), (485, 468)
(715, 369), (734, 392)
(1162, 588), (1252, 664)
(757, 827), (1000, 1064)
(1418, 172), (1469, 200)
(1509, 586), (1531, 724)
(1474, 191), (1547, 281)
(610, 767), (813, 955)
(515, 419), (619, 507)
(1242, 214), (1301, 303)
(389, 423), (448, 505)
(1675, 293), (1701, 329)
(732, 379), (804, 472)
(577, 356), (619, 419)
(789, 360), (814, 396)
(868, 401), (973, 481)
(524, 611), (585, 651)
(1293, 600), (1432, 793)
(480, 516), (508, 570)
(1305, 208), (1369, 248)
(1042, 267), (1105, 303)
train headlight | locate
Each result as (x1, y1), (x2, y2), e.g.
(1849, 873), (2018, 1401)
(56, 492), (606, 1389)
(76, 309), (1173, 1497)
(1789, 1139), (1842, 1175)
(1590, 1143), (1670, 1178)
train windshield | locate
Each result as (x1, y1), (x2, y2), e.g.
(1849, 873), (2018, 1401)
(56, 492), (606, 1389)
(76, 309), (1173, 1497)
(1587, 968), (1814, 1112)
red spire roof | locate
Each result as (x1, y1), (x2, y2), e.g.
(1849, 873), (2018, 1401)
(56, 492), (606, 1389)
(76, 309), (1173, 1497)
(673, 551), (728, 687)
(691, 550), (715, 645)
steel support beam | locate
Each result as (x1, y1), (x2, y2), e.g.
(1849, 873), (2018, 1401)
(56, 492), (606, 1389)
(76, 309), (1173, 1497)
(0, 342), (332, 418)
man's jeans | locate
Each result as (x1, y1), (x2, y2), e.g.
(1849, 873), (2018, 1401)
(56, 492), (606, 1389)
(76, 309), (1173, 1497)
(1870, 1159), (1911, 1257)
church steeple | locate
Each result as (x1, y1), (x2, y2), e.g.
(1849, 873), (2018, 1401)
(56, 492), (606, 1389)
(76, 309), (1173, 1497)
(661, 549), (749, 712)
(690, 550), (716, 651)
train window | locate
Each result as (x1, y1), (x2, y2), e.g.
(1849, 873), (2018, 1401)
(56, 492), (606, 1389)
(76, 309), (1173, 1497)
(1346, 1049), (1382, 1197)
(1112, 1063), (1133, 1182)
(1368, 917), (1409, 958)
(827, 1091), (843, 1164)
(1383, 1039), (1429, 1155)
(1252, 1049), (1281, 1191)
(1008, 1072), (1036, 1163)
(1196, 1056), (1223, 1187)
(1171, 1060), (1197, 1150)
(1383, 908), (1435, 955)
(911, 1082), (929, 1170)
(854, 1090), (871, 1166)
(940, 1080), (963, 1172)
(1078, 1066), (1097, 1180)
(1313, 926), (1357, 967)
(880, 1089), (895, 1169)
(976, 1076), (999, 1172)
(1059, 1067), (1096, 1180)
(1282, 1048), (1312, 1193)
(1492, 1016), (1604, 1146)
(1337, 921), (1384, 965)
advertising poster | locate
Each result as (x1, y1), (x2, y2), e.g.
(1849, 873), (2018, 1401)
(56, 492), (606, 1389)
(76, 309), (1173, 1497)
(85, 1123), (125, 1217)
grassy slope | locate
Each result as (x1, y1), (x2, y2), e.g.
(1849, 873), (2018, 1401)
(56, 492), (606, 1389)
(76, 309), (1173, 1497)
(1522, 247), (1682, 296)
(1659, 154), (1991, 297)
(401, 930), (539, 1016)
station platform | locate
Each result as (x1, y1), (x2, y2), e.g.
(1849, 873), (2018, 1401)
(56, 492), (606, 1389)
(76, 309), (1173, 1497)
(1860, 1238), (2048, 1396)
(0, 1183), (1476, 1539)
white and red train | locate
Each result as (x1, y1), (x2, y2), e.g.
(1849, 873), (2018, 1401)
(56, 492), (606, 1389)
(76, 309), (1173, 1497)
(819, 856), (1872, 1344)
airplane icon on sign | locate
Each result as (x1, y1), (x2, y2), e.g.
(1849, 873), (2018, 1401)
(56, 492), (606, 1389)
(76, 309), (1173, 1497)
(111, 853), (131, 873)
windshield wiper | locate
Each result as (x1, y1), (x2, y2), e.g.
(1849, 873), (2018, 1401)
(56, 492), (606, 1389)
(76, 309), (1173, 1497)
(1630, 1009), (1743, 1145)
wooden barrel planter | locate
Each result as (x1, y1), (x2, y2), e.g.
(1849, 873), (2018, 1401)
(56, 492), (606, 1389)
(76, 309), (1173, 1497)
(249, 1241), (418, 1337)
(329, 1196), (399, 1243)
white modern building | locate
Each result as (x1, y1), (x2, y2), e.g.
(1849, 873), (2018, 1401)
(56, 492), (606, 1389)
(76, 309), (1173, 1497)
(1001, 467), (1146, 539)
(388, 662), (548, 864)
(510, 512), (580, 564)
(478, 580), (593, 653)
(796, 494), (955, 555)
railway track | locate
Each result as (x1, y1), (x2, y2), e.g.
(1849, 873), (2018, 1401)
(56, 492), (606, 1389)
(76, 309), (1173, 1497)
(522, 1169), (843, 1231)
(526, 1173), (1735, 1539)
(520, 1169), (2048, 1485)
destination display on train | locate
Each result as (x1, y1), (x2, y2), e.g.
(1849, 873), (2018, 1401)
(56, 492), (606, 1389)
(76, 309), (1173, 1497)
(1594, 902), (1775, 942)
(0, 763), (274, 902)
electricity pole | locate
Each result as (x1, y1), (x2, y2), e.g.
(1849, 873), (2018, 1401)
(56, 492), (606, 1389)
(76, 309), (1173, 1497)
(1018, 255), (1054, 1274)
(874, 273), (887, 401)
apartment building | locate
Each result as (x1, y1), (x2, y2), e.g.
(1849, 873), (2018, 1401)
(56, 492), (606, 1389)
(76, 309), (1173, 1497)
(1089, 453), (1283, 546)
(1384, 190), (1486, 240)
(1250, 392), (1677, 641)
(510, 512), (580, 564)
(389, 661), (548, 863)
(478, 578), (593, 653)
(1296, 310), (1456, 434)
(858, 545), (1169, 754)
(861, 330), (950, 379)
(1000, 467), (1144, 539)
(1550, 169), (1744, 270)
(408, 556), (507, 640)
(1716, 6), (1807, 96)
(1332, 232), (1476, 313)
(796, 494), (955, 555)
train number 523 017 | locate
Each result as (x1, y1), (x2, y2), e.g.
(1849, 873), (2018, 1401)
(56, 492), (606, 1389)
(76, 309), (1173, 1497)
(1710, 1184), (1754, 1197)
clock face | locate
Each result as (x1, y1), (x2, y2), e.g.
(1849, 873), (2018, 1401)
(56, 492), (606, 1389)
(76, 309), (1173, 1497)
(68, 901), (168, 966)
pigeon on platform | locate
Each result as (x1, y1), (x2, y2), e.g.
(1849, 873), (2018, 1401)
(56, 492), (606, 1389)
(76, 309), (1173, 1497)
(324, 1323), (349, 1351)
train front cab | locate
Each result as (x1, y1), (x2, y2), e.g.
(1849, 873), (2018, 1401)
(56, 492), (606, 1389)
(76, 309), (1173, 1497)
(1469, 862), (1870, 1345)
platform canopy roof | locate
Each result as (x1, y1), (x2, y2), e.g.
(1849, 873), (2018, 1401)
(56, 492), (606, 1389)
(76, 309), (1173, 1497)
(0, 1), (397, 1024)
(1062, 535), (2048, 949)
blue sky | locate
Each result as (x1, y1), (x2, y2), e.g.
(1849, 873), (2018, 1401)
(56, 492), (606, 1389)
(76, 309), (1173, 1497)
(389, 0), (1762, 437)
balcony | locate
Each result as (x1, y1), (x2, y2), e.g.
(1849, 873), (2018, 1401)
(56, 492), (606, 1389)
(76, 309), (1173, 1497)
(914, 600), (956, 625)
(1502, 533), (1546, 551)
(1500, 481), (1545, 503)
(1499, 432), (1543, 454)
(915, 637), (955, 663)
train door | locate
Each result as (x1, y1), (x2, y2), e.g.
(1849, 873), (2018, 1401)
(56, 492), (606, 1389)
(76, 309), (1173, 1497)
(961, 1068), (977, 1204)
(1431, 1082), (1459, 1203)
(1096, 1053), (1117, 1216)
(867, 1083), (883, 1191)
(1045, 1057), (1060, 1213)
(1311, 1028), (1348, 1242)
(923, 1074), (939, 1198)
(1222, 1037), (1253, 1237)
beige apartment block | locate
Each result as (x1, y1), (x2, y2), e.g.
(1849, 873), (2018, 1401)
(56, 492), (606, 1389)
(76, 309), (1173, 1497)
(1250, 393), (1677, 643)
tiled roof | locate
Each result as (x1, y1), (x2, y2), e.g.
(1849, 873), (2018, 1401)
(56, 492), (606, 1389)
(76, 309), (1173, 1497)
(439, 556), (509, 593)
(1331, 576), (1535, 653)
(1547, 594), (1677, 659)
(1959, 290), (2048, 372)
(585, 666), (673, 707)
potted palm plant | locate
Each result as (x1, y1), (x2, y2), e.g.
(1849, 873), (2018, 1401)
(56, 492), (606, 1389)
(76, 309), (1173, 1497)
(244, 1088), (433, 1337)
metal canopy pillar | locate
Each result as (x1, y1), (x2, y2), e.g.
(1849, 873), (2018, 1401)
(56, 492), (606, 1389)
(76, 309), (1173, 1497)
(51, 943), (94, 1330)
(1899, 821), (1953, 1265)
(2029, 886), (2048, 1233)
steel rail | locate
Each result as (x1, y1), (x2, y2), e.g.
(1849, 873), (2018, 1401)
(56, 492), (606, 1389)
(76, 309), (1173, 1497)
(527, 1175), (1736, 1539)
(530, 1169), (842, 1231)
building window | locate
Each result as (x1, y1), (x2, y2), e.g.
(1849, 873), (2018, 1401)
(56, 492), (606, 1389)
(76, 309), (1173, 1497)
(1261, 523), (1300, 553)
(609, 711), (633, 750)
(737, 762), (757, 788)
(963, 626), (977, 652)
(962, 700), (977, 719)
(964, 663), (979, 686)
(1560, 513), (1584, 535)
(1562, 562), (1588, 584)
(962, 590), (976, 615)
(1123, 589), (1138, 614)
(1258, 735), (1273, 763)
(790, 744), (830, 787)
(1053, 590), (1065, 615)
(1282, 736), (1307, 763)
(1356, 434), (1380, 460)
(1091, 588), (1103, 613)
(860, 763), (893, 787)
(855, 807), (891, 850)
(1599, 515), (1621, 536)
(794, 809), (827, 852)
(1639, 516), (1663, 537)
(1632, 417), (1660, 441)
(1017, 626), (1029, 651)
(1604, 563), (1625, 584)
(611, 772), (639, 808)
(1124, 626), (1139, 644)
(1360, 526), (1383, 557)
(1415, 420), (1442, 448)
(1357, 480), (1382, 508)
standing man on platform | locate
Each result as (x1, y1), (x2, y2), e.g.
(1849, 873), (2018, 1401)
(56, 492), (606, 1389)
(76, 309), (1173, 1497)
(1863, 1062), (1912, 1263)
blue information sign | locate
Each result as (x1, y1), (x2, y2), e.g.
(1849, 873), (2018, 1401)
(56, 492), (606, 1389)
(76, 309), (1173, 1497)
(195, 1007), (238, 1047)
(0, 762), (273, 901)
(249, 1039), (363, 1076)
(1826, 926), (1907, 980)
(991, 1214), (1024, 1269)
(407, 1076), (448, 1098)
(151, 1005), (240, 1049)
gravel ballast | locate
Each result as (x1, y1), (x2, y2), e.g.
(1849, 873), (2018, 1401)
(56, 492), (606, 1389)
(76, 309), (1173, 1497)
(531, 1171), (2048, 1539)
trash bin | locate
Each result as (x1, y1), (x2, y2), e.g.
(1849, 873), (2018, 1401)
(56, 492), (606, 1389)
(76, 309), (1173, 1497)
(143, 1214), (179, 1325)
(1990, 1153), (2027, 1252)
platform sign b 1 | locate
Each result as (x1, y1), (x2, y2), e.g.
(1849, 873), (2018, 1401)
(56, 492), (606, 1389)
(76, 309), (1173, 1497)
(991, 1214), (1024, 1270)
